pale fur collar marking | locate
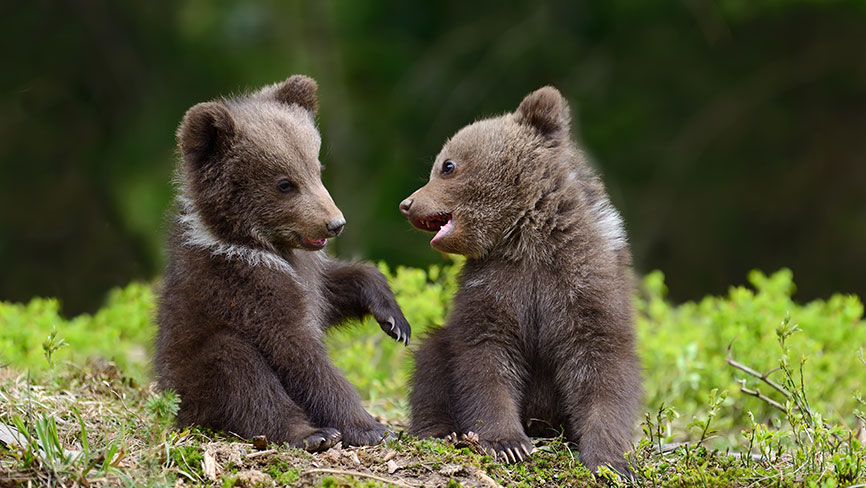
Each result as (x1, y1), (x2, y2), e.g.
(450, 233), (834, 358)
(176, 196), (298, 277)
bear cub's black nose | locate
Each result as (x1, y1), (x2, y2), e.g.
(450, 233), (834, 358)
(326, 217), (346, 236)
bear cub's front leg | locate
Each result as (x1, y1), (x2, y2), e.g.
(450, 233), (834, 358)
(322, 261), (411, 344)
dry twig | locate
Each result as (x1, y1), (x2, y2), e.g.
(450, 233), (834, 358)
(737, 380), (787, 413)
(244, 449), (276, 459)
(726, 343), (790, 399)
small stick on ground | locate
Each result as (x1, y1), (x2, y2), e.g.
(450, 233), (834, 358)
(244, 449), (276, 459)
(472, 467), (505, 488)
(300, 468), (418, 488)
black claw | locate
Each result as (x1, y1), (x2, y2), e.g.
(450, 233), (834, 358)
(378, 313), (411, 346)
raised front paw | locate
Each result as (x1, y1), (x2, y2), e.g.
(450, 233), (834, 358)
(292, 427), (341, 453)
(375, 310), (411, 346)
(340, 422), (391, 446)
(480, 433), (533, 463)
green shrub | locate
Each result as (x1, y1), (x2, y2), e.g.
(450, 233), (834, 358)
(0, 282), (155, 381)
(1, 263), (864, 452)
(325, 258), (462, 417)
(638, 268), (866, 446)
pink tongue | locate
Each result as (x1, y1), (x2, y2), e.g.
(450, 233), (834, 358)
(433, 218), (453, 241)
(303, 237), (326, 247)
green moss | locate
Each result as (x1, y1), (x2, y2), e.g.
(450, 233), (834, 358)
(171, 445), (204, 479)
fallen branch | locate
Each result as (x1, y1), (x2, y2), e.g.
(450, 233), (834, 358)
(737, 380), (787, 413)
(727, 341), (837, 434)
(726, 343), (790, 399)
(300, 468), (417, 488)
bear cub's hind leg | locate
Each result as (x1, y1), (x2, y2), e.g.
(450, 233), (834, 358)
(186, 332), (341, 452)
(408, 328), (458, 438)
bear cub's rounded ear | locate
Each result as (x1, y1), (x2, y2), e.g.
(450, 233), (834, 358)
(274, 75), (319, 113)
(514, 86), (571, 138)
(177, 101), (236, 170)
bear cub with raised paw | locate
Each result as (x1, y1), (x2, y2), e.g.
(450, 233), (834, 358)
(401, 86), (641, 474)
(156, 75), (410, 452)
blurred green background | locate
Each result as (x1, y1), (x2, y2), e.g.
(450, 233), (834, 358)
(2, 0), (865, 315)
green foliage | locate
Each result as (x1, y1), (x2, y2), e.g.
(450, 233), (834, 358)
(325, 258), (462, 417)
(638, 268), (866, 446)
(2, 407), (124, 486)
(3, 265), (865, 445)
(2, 265), (865, 486)
(0, 282), (155, 381)
(265, 459), (301, 485)
(629, 321), (866, 488)
(171, 445), (205, 484)
(146, 389), (181, 427)
(41, 328), (67, 367)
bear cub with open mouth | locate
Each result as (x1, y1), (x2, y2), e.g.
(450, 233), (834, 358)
(401, 86), (641, 474)
(156, 75), (411, 451)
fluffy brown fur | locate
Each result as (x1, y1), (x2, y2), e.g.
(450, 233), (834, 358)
(156, 75), (411, 451)
(401, 86), (641, 473)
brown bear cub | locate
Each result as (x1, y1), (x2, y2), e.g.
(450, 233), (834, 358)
(400, 86), (641, 473)
(156, 75), (411, 451)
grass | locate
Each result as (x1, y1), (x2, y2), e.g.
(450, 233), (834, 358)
(1, 263), (865, 486)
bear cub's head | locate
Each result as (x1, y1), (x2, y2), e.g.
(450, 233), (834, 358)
(178, 75), (344, 254)
(400, 86), (573, 258)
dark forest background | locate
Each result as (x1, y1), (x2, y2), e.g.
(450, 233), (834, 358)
(2, 0), (865, 315)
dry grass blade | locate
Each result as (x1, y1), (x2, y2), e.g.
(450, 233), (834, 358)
(0, 422), (27, 448)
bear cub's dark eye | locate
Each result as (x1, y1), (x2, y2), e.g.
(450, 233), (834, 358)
(277, 179), (294, 193)
(441, 160), (456, 176)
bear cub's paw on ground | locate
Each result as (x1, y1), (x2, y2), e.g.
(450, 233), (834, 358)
(297, 428), (342, 453)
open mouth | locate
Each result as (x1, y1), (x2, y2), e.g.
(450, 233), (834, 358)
(411, 212), (454, 243)
(299, 236), (327, 250)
